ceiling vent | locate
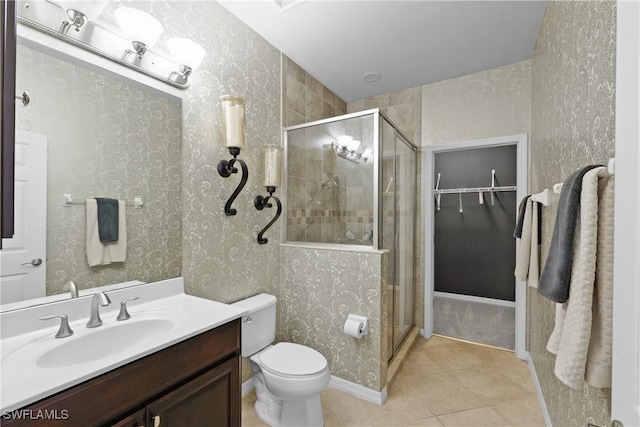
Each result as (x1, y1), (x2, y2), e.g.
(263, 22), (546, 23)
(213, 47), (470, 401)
(273, 0), (307, 12)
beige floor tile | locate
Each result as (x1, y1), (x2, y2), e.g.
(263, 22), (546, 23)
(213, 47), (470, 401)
(386, 416), (444, 426)
(492, 396), (546, 427)
(241, 391), (269, 427)
(397, 349), (446, 379)
(486, 360), (537, 395)
(359, 390), (435, 426)
(436, 406), (511, 426)
(420, 342), (485, 372)
(448, 365), (533, 405)
(395, 372), (485, 416)
(320, 388), (373, 427)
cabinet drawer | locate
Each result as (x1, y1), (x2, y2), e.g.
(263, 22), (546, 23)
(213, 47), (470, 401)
(2, 319), (240, 427)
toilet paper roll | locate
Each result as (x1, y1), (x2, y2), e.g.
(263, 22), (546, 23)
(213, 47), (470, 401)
(344, 318), (365, 339)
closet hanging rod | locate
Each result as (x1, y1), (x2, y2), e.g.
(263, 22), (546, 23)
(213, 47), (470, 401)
(62, 193), (144, 208)
(433, 185), (517, 196)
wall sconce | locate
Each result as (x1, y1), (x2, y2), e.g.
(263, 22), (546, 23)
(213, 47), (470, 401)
(115, 7), (163, 60)
(217, 95), (248, 216)
(254, 146), (283, 244)
(56, 0), (107, 33)
(167, 37), (206, 85)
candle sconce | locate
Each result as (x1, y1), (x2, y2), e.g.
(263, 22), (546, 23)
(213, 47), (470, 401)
(255, 146), (283, 244)
(217, 147), (248, 216)
(254, 186), (282, 245)
(217, 95), (248, 216)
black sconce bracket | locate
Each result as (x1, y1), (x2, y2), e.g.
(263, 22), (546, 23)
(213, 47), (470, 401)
(254, 186), (282, 244)
(217, 147), (248, 216)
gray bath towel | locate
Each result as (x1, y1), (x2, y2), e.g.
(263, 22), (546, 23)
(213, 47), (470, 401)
(96, 197), (119, 243)
(537, 165), (602, 303)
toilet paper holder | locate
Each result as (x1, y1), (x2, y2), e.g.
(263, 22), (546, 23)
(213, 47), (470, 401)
(344, 314), (369, 338)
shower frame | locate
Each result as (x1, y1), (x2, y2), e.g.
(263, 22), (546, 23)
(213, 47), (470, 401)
(281, 108), (418, 358)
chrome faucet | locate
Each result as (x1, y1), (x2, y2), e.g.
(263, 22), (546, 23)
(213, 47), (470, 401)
(64, 281), (79, 298)
(86, 292), (111, 328)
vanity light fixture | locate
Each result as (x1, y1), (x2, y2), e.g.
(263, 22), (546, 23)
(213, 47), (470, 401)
(115, 7), (163, 60)
(254, 146), (283, 244)
(217, 95), (249, 216)
(56, 0), (108, 33)
(167, 37), (206, 85)
(334, 136), (371, 163)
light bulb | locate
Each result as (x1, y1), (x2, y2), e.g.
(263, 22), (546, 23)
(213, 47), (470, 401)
(336, 135), (353, 149)
(167, 38), (206, 72)
(114, 7), (163, 49)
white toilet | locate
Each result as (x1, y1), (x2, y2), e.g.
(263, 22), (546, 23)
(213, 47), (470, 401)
(232, 293), (330, 427)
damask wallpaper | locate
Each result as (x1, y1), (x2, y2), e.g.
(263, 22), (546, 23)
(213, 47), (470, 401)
(529, 1), (616, 426)
(15, 45), (182, 296)
(279, 246), (388, 391)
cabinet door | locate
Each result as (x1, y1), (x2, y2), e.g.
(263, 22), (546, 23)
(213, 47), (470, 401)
(146, 356), (240, 427)
(110, 409), (146, 427)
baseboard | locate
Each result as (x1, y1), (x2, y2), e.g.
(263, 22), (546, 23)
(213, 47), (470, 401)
(242, 377), (255, 397)
(328, 375), (387, 406)
(526, 352), (552, 427)
(242, 375), (387, 406)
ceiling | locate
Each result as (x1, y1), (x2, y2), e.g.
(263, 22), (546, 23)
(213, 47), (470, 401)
(218, 0), (547, 102)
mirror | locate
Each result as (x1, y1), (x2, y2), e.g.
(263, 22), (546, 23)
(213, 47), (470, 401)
(0, 23), (183, 308)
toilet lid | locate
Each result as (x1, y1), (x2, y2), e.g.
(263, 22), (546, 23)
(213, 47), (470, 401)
(259, 343), (327, 376)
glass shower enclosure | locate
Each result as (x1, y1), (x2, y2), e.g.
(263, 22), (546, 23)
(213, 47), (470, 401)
(283, 109), (417, 359)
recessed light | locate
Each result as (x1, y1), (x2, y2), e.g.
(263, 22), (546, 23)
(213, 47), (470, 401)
(363, 72), (382, 82)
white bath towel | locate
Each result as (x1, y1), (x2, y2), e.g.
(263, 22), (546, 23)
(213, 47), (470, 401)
(585, 172), (615, 388)
(86, 199), (127, 266)
(514, 199), (540, 287)
(546, 167), (613, 389)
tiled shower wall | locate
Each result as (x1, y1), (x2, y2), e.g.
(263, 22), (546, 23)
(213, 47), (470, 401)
(529, 1), (616, 425)
(283, 55), (347, 127)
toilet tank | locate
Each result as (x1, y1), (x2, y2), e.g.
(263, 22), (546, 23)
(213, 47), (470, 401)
(231, 293), (276, 357)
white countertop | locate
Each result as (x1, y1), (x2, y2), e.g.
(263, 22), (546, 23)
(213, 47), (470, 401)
(0, 278), (247, 412)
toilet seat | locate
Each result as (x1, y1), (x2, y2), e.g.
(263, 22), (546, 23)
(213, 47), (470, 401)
(259, 342), (328, 377)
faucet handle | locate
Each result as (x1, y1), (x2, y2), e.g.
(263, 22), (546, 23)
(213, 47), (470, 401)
(117, 297), (140, 321)
(40, 314), (74, 338)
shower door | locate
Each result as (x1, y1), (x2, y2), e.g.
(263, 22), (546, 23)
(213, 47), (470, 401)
(380, 118), (416, 359)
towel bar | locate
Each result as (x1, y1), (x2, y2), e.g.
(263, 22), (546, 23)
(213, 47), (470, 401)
(62, 194), (144, 208)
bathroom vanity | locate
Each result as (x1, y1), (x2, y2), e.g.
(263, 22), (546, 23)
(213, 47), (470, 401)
(0, 278), (246, 427)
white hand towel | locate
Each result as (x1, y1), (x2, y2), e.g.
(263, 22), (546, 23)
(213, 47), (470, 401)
(86, 199), (127, 266)
(515, 199), (540, 287)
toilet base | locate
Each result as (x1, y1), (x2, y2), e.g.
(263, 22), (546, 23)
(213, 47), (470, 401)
(280, 394), (324, 427)
(251, 368), (325, 427)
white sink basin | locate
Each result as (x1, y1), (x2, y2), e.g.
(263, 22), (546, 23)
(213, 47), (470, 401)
(0, 277), (248, 413)
(36, 318), (174, 368)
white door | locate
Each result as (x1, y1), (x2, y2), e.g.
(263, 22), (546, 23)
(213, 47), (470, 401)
(0, 130), (47, 304)
(611, 1), (640, 425)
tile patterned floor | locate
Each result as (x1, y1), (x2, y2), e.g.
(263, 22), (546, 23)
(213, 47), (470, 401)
(242, 335), (545, 427)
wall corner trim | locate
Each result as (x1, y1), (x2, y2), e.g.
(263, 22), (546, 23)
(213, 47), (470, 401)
(526, 351), (552, 427)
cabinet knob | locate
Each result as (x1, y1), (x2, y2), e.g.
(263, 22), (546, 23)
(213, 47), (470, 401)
(152, 415), (160, 427)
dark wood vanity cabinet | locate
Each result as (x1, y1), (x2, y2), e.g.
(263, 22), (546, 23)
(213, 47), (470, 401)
(2, 319), (241, 427)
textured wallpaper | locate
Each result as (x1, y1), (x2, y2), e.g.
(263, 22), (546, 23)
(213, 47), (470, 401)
(529, 1), (616, 426)
(421, 60), (532, 147)
(15, 45), (182, 296)
(279, 246), (388, 391)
